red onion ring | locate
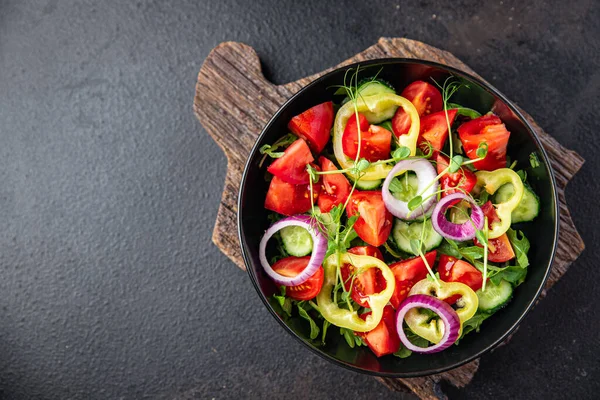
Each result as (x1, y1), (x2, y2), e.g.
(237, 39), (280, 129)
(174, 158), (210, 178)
(431, 192), (484, 241)
(382, 159), (438, 220)
(395, 294), (461, 354)
(259, 215), (327, 286)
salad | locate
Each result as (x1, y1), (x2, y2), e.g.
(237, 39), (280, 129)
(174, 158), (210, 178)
(258, 69), (540, 358)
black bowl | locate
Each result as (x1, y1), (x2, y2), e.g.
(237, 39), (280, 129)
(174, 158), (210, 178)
(237, 59), (558, 377)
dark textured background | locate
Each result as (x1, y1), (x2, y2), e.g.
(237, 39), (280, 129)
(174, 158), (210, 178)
(0, 0), (598, 399)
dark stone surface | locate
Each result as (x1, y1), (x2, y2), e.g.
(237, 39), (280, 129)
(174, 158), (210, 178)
(0, 0), (597, 399)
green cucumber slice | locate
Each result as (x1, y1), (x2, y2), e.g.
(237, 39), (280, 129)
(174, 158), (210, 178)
(356, 79), (396, 97)
(280, 225), (313, 257)
(352, 178), (382, 190)
(495, 183), (540, 223)
(476, 279), (513, 312)
(392, 218), (443, 255)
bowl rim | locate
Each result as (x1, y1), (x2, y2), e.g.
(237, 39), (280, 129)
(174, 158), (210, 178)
(237, 57), (559, 377)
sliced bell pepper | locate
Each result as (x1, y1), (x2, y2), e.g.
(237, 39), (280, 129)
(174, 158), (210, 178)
(404, 279), (478, 343)
(333, 93), (420, 180)
(316, 252), (395, 332)
(475, 168), (525, 239)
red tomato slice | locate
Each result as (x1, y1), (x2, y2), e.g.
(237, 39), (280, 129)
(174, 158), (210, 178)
(418, 109), (457, 156)
(317, 156), (352, 213)
(267, 139), (314, 184)
(348, 246), (384, 261)
(392, 81), (443, 137)
(479, 201), (501, 226)
(457, 114), (510, 171)
(438, 254), (483, 304)
(264, 176), (320, 216)
(272, 256), (324, 301)
(288, 102), (334, 153)
(474, 201), (515, 262)
(339, 246), (387, 307)
(342, 116), (392, 162)
(436, 154), (477, 198)
(357, 305), (401, 357)
(346, 191), (393, 247)
(389, 251), (437, 309)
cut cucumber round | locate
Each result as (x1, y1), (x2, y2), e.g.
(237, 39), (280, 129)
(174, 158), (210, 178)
(352, 178), (382, 190)
(392, 218), (443, 255)
(495, 183), (540, 223)
(390, 173), (419, 202)
(280, 225), (313, 257)
(476, 279), (513, 313)
(356, 79), (396, 97)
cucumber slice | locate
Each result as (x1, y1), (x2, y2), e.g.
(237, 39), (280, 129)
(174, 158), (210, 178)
(389, 173), (419, 202)
(342, 79), (398, 123)
(352, 178), (382, 190)
(357, 79), (396, 97)
(476, 280), (513, 312)
(495, 183), (540, 223)
(392, 219), (443, 255)
(280, 225), (313, 257)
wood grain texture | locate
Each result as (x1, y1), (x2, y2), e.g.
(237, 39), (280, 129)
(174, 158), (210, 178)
(193, 37), (585, 399)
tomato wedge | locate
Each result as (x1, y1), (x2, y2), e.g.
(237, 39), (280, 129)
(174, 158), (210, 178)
(357, 305), (401, 357)
(348, 246), (384, 261)
(288, 101), (334, 153)
(457, 114), (511, 171)
(436, 154), (477, 198)
(438, 254), (483, 304)
(389, 251), (437, 309)
(392, 81), (443, 137)
(474, 201), (515, 262)
(264, 176), (320, 216)
(267, 139), (314, 184)
(340, 246), (386, 308)
(317, 156), (352, 213)
(346, 191), (393, 247)
(272, 256), (324, 301)
(342, 114), (392, 162)
(418, 109), (457, 156)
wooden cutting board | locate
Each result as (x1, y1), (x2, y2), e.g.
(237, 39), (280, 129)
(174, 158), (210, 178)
(193, 37), (585, 400)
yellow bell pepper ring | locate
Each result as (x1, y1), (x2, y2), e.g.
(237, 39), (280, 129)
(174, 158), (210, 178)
(475, 168), (525, 239)
(404, 279), (479, 343)
(333, 93), (421, 181)
(316, 252), (395, 332)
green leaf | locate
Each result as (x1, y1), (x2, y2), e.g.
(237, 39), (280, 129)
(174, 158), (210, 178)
(340, 328), (356, 349)
(379, 120), (394, 132)
(476, 142), (489, 158)
(355, 158), (370, 172)
(459, 312), (491, 340)
(475, 230), (487, 246)
(297, 303), (320, 340)
(259, 145), (285, 158)
(529, 152), (540, 168)
(321, 320), (330, 344)
(461, 245), (485, 260)
(388, 177), (404, 194)
(438, 239), (462, 258)
(259, 133), (297, 159)
(407, 196), (423, 211)
(447, 103), (482, 119)
(393, 346), (413, 358)
(506, 229), (530, 268)
(516, 169), (527, 182)
(449, 155), (464, 173)
(410, 239), (422, 255)
(306, 164), (319, 183)
(334, 86), (349, 96)
(476, 190), (489, 205)
(490, 266), (528, 286)
(392, 146), (411, 160)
